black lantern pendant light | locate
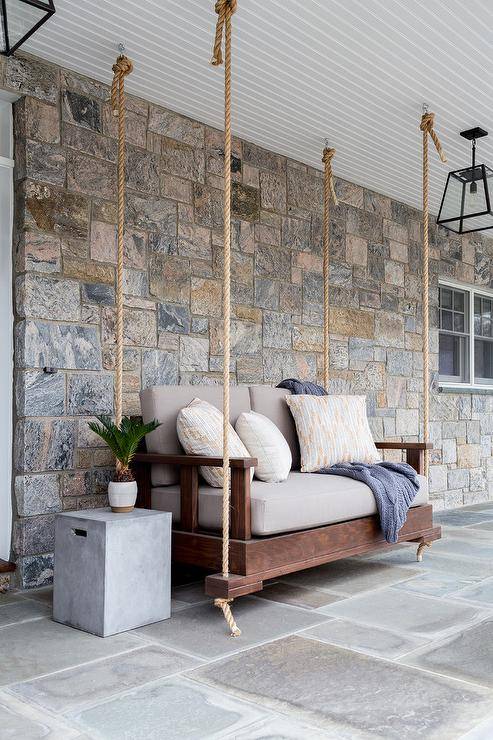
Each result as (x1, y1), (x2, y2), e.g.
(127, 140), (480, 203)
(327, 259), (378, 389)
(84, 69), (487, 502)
(0, 0), (55, 56)
(437, 127), (493, 234)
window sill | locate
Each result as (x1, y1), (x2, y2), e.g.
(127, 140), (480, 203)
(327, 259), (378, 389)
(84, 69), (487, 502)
(438, 385), (493, 395)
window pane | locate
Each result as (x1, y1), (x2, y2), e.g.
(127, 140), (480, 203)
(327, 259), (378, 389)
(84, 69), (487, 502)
(440, 288), (452, 309)
(454, 291), (464, 312)
(439, 333), (468, 381)
(475, 339), (493, 383)
(454, 314), (464, 333)
(441, 310), (453, 330)
(475, 296), (482, 335)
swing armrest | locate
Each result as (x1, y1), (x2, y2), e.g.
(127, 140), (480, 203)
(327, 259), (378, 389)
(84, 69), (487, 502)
(375, 442), (432, 475)
(132, 452), (255, 539)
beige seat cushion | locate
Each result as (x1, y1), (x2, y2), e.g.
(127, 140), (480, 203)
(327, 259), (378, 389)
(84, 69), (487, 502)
(151, 471), (429, 536)
(286, 394), (381, 472)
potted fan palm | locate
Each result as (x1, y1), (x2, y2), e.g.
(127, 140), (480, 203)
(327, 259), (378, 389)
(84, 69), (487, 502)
(88, 415), (160, 512)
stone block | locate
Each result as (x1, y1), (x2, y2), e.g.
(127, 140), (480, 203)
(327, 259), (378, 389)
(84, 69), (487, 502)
(179, 336), (209, 371)
(193, 183), (223, 228)
(63, 122), (116, 162)
(123, 268), (147, 297)
(161, 137), (205, 182)
(16, 274), (80, 321)
(330, 308), (374, 339)
(428, 465), (448, 493)
(13, 514), (56, 556)
(395, 408), (419, 436)
(287, 168), (322, 211)
(161, 174), (192, 203)
(255, 244), (291, 279)
(387, 349), (413, 377)
(67, 151), (116, 199)
(17, 231), (61, 274)
(15, 96), (60, 144)
(292, 325), (323, 352)
(124, 146), (160, 195)
(23, 140), (66, 186)
(347, 206), (383, 241)
(102, 104), (147, 149)
(157, 302), (190, 334)
(232, 182), (260, 221)
(19, 553), (54, 589)
(24, 180), (90, 239)
(190, 277), (222, 317)
(63, 256), (114, 285)
(150, 255), (189, 303)
(4, 56), (59, 103)
(375, 312), (404, 348)
(81, 282), (115, 306)
(62, 90), (101, 131)
(260, 171), (286, 212)
(263, 311), (292, 349)
(243, 140), (285, 172)
(178, 223), (211, 260)
(346, 234), (367, 266)
(67, 373), (114, 415)
(149, 105), (204, 146)
(17, 320), (101, 371)
(126, 191), (177, 235)
(54, 509), (171, 636)
(457, 444), (481, 469)
(141, 349), (178, 388)
(15, 474), (61, 517)
(16, 370), (65, 417)
(384, 260), (405, 286)
(442, 438), (457, 464)
(254, 278), (279, 310)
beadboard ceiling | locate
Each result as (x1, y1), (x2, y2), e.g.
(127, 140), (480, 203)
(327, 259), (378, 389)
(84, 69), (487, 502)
(22, 0), (493, 216)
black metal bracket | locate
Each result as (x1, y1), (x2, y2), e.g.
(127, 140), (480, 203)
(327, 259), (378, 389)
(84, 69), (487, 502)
(460, 127), (488, 141)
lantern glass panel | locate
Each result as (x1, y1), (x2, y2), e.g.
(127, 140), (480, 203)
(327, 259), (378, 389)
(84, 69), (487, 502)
(438, 164), (493, 233)
(1, 0), (53, 54)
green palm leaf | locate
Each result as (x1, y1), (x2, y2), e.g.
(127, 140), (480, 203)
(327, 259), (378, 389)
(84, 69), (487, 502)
(88, 415), (160, 470)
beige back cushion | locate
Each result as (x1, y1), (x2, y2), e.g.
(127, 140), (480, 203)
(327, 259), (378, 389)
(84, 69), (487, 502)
(141, 385), (251, 485)
(285, 394), (381, 472)
(249, 386), (300, 469)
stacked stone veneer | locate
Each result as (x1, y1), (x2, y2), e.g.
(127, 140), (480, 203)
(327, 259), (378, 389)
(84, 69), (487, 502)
(2, 54), (493, 587)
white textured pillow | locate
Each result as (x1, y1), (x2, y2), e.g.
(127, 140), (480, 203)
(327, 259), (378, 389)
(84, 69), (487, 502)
(235, 411), (292, 483)
(177, 398), (253, 487)
(285, 394), (381, 472)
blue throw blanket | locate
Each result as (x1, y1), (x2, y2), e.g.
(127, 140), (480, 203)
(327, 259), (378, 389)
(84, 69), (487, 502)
(277, 378), (419, 543)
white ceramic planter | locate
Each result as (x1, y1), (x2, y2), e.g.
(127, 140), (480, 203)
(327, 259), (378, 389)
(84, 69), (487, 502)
(108, 480), (138, 513)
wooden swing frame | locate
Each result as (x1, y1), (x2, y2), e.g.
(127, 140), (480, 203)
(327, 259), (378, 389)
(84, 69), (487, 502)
(132, 442), (439, 599)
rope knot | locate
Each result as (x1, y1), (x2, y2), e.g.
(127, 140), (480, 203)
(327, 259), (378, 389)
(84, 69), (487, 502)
(214, 597), (241, 637)
(322, 146), (338, 205)
(211, 0), (237, 66)
(111, 54), (133, 116)
(420, 111), (447, 163)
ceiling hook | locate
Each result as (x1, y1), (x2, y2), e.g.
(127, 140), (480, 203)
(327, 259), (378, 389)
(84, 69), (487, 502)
(324, 137), (329, 148)
(118, 42), (126, 55)
(422, 102), (429, 114)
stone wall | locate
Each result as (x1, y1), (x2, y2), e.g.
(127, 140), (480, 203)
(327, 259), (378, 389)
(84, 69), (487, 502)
(2, 53), (493, 588)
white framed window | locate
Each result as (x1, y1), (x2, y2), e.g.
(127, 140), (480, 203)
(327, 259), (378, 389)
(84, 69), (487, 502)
(439, 279), (493, 389)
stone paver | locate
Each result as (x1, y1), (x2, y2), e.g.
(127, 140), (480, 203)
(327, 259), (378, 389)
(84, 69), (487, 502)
(11, 645), (202, 713)
(303, 618), (428, 659)
(401, 618), (493, 689)
(191, 635), (493, 739)
(137, 597), (330, 660)
(69, 676), (270, 740)
(320, 587), (485, 638)
(4, 504), (493, 738)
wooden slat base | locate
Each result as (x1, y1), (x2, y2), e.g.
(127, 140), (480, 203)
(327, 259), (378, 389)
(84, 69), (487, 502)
(176, 505), (442, 598)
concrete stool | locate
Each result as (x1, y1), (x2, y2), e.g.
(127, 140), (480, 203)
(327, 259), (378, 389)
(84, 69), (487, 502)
(53, 508), (171, 637)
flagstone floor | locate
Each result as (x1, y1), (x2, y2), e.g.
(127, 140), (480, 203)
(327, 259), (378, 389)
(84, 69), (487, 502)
(4, 503), (493, 738)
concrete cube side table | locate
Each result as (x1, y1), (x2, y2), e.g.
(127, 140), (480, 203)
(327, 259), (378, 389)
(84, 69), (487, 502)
(53, 508), (171, 637)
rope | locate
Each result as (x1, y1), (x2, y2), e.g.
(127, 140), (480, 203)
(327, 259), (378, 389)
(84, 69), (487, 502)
(419, 111), (446, 476)
(110, 54), (133, 434)
(210, 0), (241, 639)
(322, 147), (338, 390)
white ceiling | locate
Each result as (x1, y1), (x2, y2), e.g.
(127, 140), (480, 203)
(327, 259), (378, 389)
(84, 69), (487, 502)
(23, 0), (493, 215)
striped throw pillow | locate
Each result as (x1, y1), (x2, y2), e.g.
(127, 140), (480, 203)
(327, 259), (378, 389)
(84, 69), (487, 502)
(177, 398), (253, 487)
(285, 394), (381, 472)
